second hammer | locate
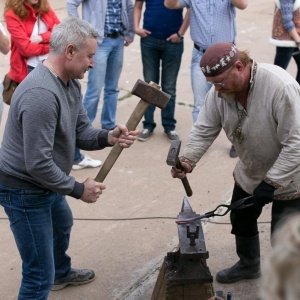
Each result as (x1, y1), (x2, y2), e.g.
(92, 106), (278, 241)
(167, 140), (193, 197)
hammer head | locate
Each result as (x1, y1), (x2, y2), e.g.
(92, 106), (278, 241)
(166, 140), (182, 169)
(131, 79), (171, 109)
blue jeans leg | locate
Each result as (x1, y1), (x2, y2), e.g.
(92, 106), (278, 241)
(52, 196), (73, 280)
(74, 148), (84, 164)
(83, 37), (124, 129)
(141, 35), (183, 132)
(0, 186), (73, 300)
(191, 48), (212, 123)
(75, 38), (124, 159)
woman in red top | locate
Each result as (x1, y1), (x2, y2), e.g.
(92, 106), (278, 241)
(4, 0), (60, 83)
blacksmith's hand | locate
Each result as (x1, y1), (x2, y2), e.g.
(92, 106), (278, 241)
(108, 124), (139, 148)
(171, 160), (192, 179)
(81, 177), (106, 204)
(253, 180), (276, 207)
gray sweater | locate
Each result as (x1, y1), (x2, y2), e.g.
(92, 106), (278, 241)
(0, 63), (110, 198)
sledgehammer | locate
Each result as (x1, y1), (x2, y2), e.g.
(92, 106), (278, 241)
(167, 140), (193, 197)
(95, 79), (171, 183)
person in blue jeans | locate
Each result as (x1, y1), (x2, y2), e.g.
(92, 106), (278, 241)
(67, 0), (135, 169)
(133, 0), (190, 142)
(164, 0), (248, 157)
(0, 18), (138, 299)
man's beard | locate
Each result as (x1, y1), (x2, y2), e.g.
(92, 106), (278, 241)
(218, 81), (242, 98)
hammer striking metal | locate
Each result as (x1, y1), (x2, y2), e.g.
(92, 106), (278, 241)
(95, 79), (171, 183)
(167, 140), (193, 197)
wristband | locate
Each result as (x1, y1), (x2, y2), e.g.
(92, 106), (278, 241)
(176, 32), (184, 40)
(179, 156), (196, 172)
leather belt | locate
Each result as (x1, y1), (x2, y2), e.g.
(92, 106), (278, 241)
(194, 43), (206, 54)
(106, 31), (123, 39)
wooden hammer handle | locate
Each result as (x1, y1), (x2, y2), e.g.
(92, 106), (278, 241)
(181, 177), (193, 197)
(95, 99), (149, 183)
(176, 159), (193, 197)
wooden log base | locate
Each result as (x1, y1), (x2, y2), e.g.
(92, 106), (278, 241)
(152, 250), (214, 300)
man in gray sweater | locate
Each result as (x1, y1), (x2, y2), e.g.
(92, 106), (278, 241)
(0, 17), (138, 299)
(171, 42), (300, 284)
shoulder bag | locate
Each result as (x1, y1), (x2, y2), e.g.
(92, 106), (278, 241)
(2, 73), (19, 105)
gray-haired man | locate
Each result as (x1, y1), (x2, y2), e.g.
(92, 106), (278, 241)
(0, 17), (138, 299)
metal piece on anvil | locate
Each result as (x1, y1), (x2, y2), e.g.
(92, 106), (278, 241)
(177, 196), (208, 258)
(187, 224), (199, 246)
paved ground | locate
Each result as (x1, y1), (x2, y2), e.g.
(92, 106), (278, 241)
(0, 1), (296, 299)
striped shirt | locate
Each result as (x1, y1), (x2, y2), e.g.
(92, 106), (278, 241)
(105, 0), (124, 34)
(280, 0), (296, 32)
(179, 0), (237, 49)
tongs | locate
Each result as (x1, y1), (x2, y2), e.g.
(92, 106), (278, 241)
(176, 195), (255, 225)
(176, 190), (297, 225)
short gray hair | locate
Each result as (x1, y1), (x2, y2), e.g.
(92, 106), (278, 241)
(50, 17), (98, 54)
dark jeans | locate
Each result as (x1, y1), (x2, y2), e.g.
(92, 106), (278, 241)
(274, 46), (300, 84)
(0, 185), (73, 299)
(230, 184), (300, 237)
(140, 35), (183, 132)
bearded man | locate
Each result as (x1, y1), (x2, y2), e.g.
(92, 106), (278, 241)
(170, 42), (300, 284)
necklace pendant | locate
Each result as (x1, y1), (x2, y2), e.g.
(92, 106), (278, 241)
(233, 125), (244, 144)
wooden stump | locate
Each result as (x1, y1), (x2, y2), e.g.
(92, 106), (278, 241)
(152, 252), (214, 300)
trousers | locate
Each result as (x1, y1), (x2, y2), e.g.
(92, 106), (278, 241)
(230, 184), (300, 237)
(274, 46), (300, 84)
(0, 185), (73, 299)
(140, 35), (183, 132)
(191, 47), (212, 123)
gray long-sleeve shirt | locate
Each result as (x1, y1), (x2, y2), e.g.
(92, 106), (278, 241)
(184, 62), (300, 200)
(0, 63), (111, 198)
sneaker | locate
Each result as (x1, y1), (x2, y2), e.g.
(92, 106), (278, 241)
(52, 268), (95, 291)
(164, 130), (180, 142)
(229, 145), (238, 158)
(72, 155), (102, 170)
(138, 128), (152, 142)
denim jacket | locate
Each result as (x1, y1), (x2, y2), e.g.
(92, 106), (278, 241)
(67, 0), (134, 45)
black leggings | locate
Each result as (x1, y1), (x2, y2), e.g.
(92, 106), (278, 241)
(274, 46), (300, 84)
(229, 184), (300, 237)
